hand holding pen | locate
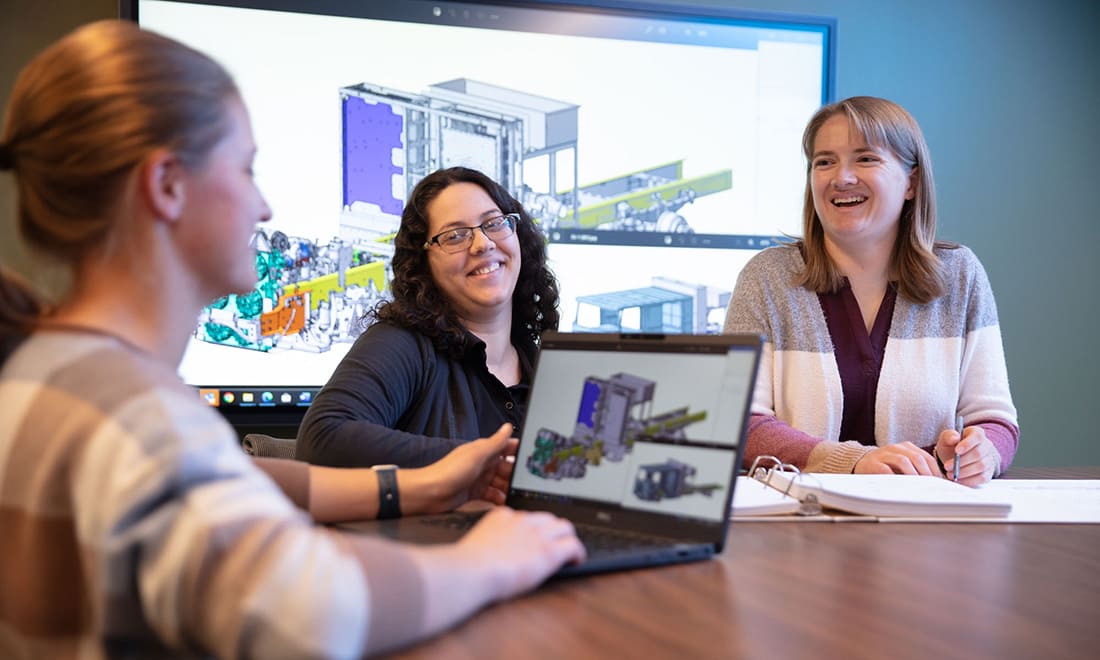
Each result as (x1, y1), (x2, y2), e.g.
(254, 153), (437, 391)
(935, 414), (998, 486)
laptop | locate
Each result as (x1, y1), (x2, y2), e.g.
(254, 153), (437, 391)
(344, 331), (762, 577)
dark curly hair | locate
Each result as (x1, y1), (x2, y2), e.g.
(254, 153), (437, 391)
(369, 167), (560, 356)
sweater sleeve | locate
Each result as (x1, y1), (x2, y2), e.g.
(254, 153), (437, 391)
(956, 247), (1020, 474)
(296, 324), (461, 468)
(74, 387), (433, 658)
(745, 413), (875, 473)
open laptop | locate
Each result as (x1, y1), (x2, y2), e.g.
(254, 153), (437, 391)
(345, 331), (762, 577)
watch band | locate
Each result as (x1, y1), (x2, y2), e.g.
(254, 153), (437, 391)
(373, 465), (401, 519)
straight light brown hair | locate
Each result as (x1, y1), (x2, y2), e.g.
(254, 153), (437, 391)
(796, 96), (949, 304)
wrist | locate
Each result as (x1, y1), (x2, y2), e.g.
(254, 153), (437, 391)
(371, 464), (402, 519)
(396, 467), (445, 516)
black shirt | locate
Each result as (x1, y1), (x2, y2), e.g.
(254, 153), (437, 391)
(297, 322), (536, 468)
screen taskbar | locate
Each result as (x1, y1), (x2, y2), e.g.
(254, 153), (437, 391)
(547, 231), (787, 249)
(197, 386), (319, 409)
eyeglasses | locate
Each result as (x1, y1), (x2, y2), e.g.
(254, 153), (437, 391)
(423, 213), (519, 253)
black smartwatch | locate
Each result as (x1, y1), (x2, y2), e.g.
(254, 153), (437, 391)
(371, 464), (401, 519)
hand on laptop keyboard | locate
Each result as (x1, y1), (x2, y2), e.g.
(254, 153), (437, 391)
(458, 507), (586, 600)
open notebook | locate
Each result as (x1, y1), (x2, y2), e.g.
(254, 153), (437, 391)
(731, 458), (1014, 520)
(345, 331), (763, 576)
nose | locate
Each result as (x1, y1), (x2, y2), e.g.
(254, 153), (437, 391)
(468, 225), (496, 253)
(834, 161), (857, 187)
(258, 190), (273, 224)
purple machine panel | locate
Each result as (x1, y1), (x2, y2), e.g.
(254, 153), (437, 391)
(342, 95), (404, 214)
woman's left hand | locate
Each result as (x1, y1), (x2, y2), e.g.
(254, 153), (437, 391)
(935, 424), (997, 486)
(411, 423), (518, 513)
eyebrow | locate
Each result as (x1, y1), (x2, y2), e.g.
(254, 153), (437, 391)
(811, 145), (880, 159)
(435, 209), (503, 232)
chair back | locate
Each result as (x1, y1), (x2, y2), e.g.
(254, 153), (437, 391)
(241, 433), (298, 460)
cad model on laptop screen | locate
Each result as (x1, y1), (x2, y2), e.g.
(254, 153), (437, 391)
(511, 343), (756, 523)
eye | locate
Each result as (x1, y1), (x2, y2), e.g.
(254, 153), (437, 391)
(812, 157), (833, 169)
(439, 228), (471, 246)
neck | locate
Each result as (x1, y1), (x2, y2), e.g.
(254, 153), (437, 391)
(52, 228), (208, 367)
(823, 235), (894, 289)
(462, 313), (513, 358)
(462, 312), (520, 385)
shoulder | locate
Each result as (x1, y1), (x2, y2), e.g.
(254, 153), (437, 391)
(356, 321), (436, 355)
(935, 243), (986, 277)
(933, 243), (996, 304)
(740, 243), (803, 280)
(4, 331), (192, 402)
(732, 244), (802, 300)
(3, 331), (264, 507)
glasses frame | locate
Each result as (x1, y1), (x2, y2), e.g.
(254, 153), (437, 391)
(423, 213), (520, 253)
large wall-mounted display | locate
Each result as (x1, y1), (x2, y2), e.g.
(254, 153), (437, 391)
(122, 0), (834, 417)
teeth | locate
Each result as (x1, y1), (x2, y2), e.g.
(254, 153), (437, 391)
(834, 195), (866, 205)
(472, 262), (501, 276)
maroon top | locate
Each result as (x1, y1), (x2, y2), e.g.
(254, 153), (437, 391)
(817, 281), (898, 446)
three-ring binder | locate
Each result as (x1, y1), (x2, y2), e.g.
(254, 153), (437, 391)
(747, 455), (824, 516)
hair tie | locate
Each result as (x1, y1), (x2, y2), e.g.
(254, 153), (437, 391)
(0, 142), (14, 170)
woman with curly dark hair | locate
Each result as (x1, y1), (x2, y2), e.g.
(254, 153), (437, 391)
(297, 167), (561, 468)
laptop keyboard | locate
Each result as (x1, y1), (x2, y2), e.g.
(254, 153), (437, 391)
(571, 523), (674, 557)
(417, 513), (673, 558)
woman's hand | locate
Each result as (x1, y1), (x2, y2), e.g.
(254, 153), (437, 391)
(413, 507), (585, 633)
(402, 423), (518, 514)
(853, 441), (940, 476)
(457, 507), (586, 601)
(935, 425), (997, 486)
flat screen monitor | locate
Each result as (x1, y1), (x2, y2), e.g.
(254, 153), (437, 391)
(120, 0), (835, 426)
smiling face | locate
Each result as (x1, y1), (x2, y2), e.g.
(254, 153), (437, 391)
(176, 96), (272, 299)
(424, 181), (521, 325)
(810, 113), (916, 257)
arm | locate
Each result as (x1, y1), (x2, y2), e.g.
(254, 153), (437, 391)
(296, 324), (461, 468)
(745, 413), (887, 474)
(256, 423), (518, 523)
(933, 248), (1021, 484)
(725, 253), (875, 474)
(83, 395), (579, 658)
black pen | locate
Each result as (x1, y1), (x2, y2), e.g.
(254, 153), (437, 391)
(953, 414), (964, 481)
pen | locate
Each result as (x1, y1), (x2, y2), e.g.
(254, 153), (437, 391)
(953, 414), (964, 482)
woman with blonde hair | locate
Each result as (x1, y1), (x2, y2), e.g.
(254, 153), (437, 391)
(724, 96), (1018, 485)
(0, 20), (582, 657)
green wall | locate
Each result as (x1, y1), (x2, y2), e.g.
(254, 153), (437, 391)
(2, 0), (1097, 465)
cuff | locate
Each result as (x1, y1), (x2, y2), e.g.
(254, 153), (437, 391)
(806, 441), (876, 474)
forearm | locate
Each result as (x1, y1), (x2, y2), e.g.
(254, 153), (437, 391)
(978, 418), (1019, 476)
(745, 414), (875, 474)
(743, 413), (820, 470)
(298, 413), (460, 468)
(306, 465), (451, 523)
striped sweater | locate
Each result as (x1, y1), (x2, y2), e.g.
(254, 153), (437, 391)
(0, 331), (429, 658)
(723, 244), (1019, 474)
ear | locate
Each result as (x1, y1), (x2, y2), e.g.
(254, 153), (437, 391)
(138, 148), (187, 223)
(905, 166), (918, 201)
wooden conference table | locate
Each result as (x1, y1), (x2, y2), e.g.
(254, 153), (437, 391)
(387, 467), (1099, 660)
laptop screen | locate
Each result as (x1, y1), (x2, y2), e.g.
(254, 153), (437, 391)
(510, 333), (760, 525)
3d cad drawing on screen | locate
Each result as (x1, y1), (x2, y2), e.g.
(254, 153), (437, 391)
(526, 372), (707, 481)
(193, 74), (741, 356)
(339, 78), (732, 242)
(633, 460), (722, 502)
(195, 228), (392, 353)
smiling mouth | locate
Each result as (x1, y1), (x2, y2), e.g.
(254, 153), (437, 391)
(832, 195), (867, 207)
(471, 262), (502, 276)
